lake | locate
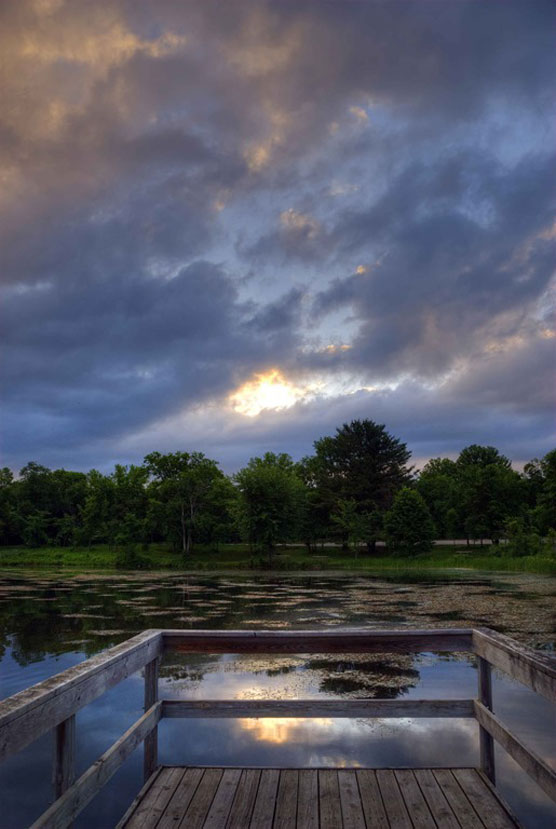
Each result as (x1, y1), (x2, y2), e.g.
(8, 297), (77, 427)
(0, 569), (554, 828)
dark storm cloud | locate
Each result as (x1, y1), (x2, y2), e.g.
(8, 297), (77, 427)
(0, 0), (554, 472)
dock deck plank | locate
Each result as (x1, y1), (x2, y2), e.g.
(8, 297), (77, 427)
(119, 766), (521, 828)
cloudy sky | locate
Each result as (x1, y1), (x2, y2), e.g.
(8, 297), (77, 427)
(1, 0), (554, 474)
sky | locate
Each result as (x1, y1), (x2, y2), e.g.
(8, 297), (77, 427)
(1, 0), (554, 475)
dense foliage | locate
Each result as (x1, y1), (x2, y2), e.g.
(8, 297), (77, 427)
(0, 422), (554, 559)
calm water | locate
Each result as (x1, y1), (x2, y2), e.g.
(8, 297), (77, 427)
(0, 569), (554, 828)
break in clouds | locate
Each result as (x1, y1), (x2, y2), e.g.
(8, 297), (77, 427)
(1, 0), (554, 473)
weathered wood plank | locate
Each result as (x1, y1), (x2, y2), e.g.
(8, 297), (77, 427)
(124, 767), (185, 829)
(478, 656), (495, 783)
(52, 714), (75, 800)
(274, 769), (298, 829)
(143, 657), (159, 783)
(432, 769), (485, 829)
(156, 768), (203, 829)
(319, 770), (342, 829)
(413, 768), (460, 828)
(296, 769), (318, 829)
(338, 770), (365, 828)
(227, 769), (261, 829)
(30, 702), (162, 829)
(118, 767), (524, 829)
(453, 769), (518, 829)
(249, 768), (279, 829)
(203, 768), (242, 828)
(375, 769), (412, 829)
(162, 698), (474, 719)
(356, 770), (389, 829)
(394, 770), (436, 829)
(473, 628), (556, 703)
(0, 629), (162, 762)
(163, 628), (474, 654)
(114, 766), (164, 829)
(179, 768), (222, 829)
(474, 700), (556, 802)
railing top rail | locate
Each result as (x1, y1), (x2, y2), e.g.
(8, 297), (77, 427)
(161, 627), (474, 654)
(0, 629), (162, 762)
(473, 628), (556, 703)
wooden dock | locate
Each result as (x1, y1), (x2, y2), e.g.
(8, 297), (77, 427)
(0, 627), (554, 828)
(118, 766), (520, 828)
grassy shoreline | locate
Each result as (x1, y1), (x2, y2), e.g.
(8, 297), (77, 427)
(0, 543), (554, 574)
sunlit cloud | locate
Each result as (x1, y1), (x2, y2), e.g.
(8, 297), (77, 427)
(320, 344), (352, 354)
(349, 105), (369, 123)
(229, 369), (319, 417)
(280, 209), (320, 239)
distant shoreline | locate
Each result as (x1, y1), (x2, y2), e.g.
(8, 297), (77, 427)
(0, 543), (553, 575)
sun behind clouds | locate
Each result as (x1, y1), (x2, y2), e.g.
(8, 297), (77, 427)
(229, 369), (309, 417)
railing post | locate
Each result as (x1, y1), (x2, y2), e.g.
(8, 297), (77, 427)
(53, 714), (76, 799)
(478, 656), (495, 783)
(143, 657), (159, 782)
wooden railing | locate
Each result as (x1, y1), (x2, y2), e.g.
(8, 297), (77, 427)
(0, 627), (554, 828)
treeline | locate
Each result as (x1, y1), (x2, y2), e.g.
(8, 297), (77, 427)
(0, 420), (554, 559)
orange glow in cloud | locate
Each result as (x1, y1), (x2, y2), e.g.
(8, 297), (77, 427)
(229, 369), (316, 417)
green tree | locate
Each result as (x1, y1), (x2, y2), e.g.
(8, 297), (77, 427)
(384, 488), (436, 555)
(331, 500), (383, 557)
(144, 451), (224, 555)
(0, 467), (20, 545)
(22, 511), (50, 547)
(417, 458), (461, 538)
(456, 446), (521, 545)
(234, 453), (306, 565)
(524, 449), (556, 534)
(305, 420), (412, 550)
(80, 470), (116, 546)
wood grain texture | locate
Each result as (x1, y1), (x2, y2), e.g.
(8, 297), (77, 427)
(0, 629), (162, 762)
(156, 768), (204, 829)
(296, 769), (318, 829)
(52, 714), (75, 800)
(338, 770), (365, 828)
(274, 770), (298, 829)
(203, 768), (241, 829)
(474, 700), (556, 802)
(30, 702), (162, 829)
(432, 769), (485, 829)
(376, 770), (412, 829)
(413, 768), (460, 829)
(319, 770), (342, 829)
(249, 768), (280, 829)
(227, 769), (261, 829)
(356, 770), (389, 829)
(453, 768), (518, 829)
(478, 656), (495, 784)
(162, 698), (474, 719)
(473, 628), (556, 703)
(116, 767), (522, 829)
(143, 657), (159, 783)
(162, 628), (474, 654)
(394, 770), (435, 829)
(179, 768), (222, 829)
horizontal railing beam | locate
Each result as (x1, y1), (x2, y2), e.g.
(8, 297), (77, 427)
(30, 702), (162, 829)
(0, 630), (163, 762)
(474, 701), (556, 803)
(162, 628), (474, 654)
(162, 698), (475, 719)
(473, 629), (556, 703)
